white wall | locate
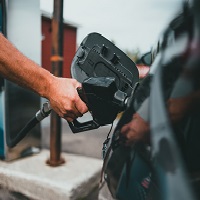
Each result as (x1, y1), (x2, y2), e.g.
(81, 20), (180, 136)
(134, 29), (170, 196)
(6, 0), (41, 65)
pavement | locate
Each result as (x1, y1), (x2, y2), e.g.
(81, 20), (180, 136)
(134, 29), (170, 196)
(0, 150), (102, 200)
(0, 112), (117, 200)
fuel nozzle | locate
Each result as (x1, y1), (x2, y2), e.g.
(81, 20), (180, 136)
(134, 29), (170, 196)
(80, 77), (127, 125)
(69, 77), (130, 133)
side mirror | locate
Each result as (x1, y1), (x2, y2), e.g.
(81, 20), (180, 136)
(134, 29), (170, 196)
(141, 52), (152, 66)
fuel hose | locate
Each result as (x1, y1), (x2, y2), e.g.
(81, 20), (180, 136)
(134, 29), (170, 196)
(6, 102), (52, 148)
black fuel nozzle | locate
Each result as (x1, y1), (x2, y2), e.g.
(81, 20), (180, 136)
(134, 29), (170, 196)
(69, 32), (139, 133)
(69, 77), (129, 133)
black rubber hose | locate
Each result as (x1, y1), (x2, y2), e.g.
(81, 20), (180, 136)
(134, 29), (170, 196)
(6, 117), (39, 148)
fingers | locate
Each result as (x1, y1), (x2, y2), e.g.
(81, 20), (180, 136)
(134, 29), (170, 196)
(121, 123), (130, 134)
(74, 83), (88, 114)
(65, 117), (74, 122)
(54, 101), (86, 122)
(67, 89), (87, 119)
(64, 108), (83, 122)
(48, 78), (88, 122)
(57, 105), (83, 122)
(67, 81), (88, 116)
(75, 98), (88, 114)
(120, 114), (150, 145)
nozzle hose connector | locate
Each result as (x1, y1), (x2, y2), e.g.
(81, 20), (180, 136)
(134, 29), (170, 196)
(36, 101), (52, 121)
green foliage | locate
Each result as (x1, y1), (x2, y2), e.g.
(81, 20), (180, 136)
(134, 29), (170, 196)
(125, 48), (141, 62)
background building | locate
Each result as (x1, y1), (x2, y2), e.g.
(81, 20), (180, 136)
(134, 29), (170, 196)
(41, 11), (78, 78)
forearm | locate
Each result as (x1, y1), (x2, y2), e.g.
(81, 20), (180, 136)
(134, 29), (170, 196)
(0, 33), (53, 98)
(0, 33), (88, 121)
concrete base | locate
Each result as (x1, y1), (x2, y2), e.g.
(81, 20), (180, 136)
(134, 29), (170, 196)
(0, 150), (103, 200)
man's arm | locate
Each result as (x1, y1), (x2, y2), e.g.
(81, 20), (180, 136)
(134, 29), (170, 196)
(0, 33), (88, 121)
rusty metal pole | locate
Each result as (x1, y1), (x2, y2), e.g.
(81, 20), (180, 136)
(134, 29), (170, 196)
(47, 0), (65, 166)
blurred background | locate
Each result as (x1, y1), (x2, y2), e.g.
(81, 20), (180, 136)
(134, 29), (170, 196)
(0, 0), (186, 161)
(40, 0), (183, 54)
(40, 0), (184, 159)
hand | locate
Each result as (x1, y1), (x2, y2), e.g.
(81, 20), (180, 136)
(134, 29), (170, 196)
(121, 112), (150, 146)
(46, 77), (88, 122)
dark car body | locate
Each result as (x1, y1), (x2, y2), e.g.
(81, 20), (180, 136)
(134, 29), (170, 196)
(103, 1), (200, 200)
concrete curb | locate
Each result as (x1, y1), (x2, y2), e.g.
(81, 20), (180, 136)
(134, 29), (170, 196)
(0, 150), (103, 200)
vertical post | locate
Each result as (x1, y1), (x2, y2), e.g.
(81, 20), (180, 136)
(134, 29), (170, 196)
(47, 0), (65, 166)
